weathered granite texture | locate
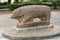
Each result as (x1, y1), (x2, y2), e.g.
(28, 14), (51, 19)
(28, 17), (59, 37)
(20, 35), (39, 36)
(11, 5), (51, 28)
(17, 21), (50, 28)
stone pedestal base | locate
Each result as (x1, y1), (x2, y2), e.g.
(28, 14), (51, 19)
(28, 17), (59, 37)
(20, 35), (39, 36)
(3, 25), (60, 40)
(17, 21), (50, 28)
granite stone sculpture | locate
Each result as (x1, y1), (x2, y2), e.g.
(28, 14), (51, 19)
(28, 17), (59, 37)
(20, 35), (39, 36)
(11, 5), (51, 28)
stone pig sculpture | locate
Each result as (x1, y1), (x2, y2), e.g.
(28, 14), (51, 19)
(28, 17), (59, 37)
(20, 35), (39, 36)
(11, 5), (51, 28)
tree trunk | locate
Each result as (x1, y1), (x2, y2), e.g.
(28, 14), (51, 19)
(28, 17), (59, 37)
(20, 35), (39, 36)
(15, 0), (19, 3)
(8, 0), (11, 4)
(30, 0), (39, 2)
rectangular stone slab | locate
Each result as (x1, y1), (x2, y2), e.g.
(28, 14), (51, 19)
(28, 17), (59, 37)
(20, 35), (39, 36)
(17, 21), (50, 28)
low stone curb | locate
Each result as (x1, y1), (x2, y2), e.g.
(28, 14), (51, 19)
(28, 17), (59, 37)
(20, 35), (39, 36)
(2, 26), (60, 40)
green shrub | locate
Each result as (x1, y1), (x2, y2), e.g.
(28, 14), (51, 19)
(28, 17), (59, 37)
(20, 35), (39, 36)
(0, 5), (8, 9)
(0, 4), (9, 9)
(8, 2), (26, 10)
(8, 1), (60, 10)
(53, 1), (60, 9)
(24, 2), (42, 5)
(0, 2), (8, 6)
(8, 2), (43, 10)
(0, 2), (9, 9)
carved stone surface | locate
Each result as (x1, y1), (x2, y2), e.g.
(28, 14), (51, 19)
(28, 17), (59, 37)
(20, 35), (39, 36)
(13, 25), (53, 32)
(11, 5), (51, 28)
(3, 26), (60, 40)
(17, 21), (50, 28)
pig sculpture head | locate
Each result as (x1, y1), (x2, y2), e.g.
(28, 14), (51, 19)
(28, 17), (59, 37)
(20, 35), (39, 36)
(11, 7), (23, 19)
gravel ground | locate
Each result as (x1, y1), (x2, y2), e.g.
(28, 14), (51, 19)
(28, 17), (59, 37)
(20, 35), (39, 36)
(0, 10), (60, 40)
